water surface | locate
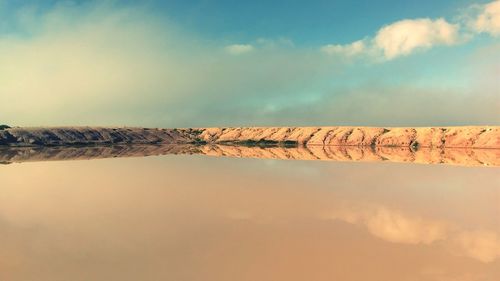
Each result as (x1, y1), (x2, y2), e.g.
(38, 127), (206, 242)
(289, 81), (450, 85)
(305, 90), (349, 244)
(0, 149), (499, 280)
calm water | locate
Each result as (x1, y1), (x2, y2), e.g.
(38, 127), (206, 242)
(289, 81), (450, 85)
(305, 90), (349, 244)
(1, 152), (499, 281)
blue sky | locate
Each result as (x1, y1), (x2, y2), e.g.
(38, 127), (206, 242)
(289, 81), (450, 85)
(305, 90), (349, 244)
(0, 0), (498, 127)
(0, 0), (481, 43)
(150, 0), (473, 44)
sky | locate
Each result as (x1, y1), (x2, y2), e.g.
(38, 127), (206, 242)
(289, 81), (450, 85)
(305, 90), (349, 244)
(0, 0), (499, 127)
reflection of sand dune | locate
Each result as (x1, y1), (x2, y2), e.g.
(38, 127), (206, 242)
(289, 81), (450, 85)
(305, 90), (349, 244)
(201, 145), (500, 167)
(1, 144), (499, 167)
(0, 145), (203, 164)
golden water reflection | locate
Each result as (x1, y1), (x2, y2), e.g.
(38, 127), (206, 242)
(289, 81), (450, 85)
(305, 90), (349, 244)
(0, 154), (499, 280)
(1, 144), (499, 167)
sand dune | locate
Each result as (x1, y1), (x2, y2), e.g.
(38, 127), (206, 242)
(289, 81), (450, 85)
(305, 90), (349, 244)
(0, 126), (499, 148)
(198, 126), (500, 148)
(0, 127), (196, 146)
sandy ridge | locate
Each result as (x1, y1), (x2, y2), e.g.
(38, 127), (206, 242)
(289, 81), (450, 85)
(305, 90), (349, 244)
(0, 126), (499, 148)
(198, 126), (500, 148)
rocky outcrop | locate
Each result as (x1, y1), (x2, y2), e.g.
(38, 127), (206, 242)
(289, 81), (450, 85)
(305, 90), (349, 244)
(1, 145), (498, 167)
(0, 126), (499, 148)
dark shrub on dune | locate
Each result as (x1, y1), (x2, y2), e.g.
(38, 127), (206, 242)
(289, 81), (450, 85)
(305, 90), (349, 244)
(0, 125), (11, 130)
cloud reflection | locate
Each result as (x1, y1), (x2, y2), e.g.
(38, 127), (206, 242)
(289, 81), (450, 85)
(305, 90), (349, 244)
(323, 203), (500, 263)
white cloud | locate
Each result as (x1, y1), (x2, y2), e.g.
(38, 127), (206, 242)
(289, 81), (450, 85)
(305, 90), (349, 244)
(473, 0), (500, 36)
(374, 18), (459, 59)
(331, 0), (500, 61)
(322, 18), (460, 60)
(321, 40), (366, 56)
(224, 44), (254, 55)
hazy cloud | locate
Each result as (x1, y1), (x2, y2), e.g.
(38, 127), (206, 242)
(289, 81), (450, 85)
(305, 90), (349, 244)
(224, 44), (254, 55)
(0, 2), (331, 127)
(321, 40), (366, 57)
